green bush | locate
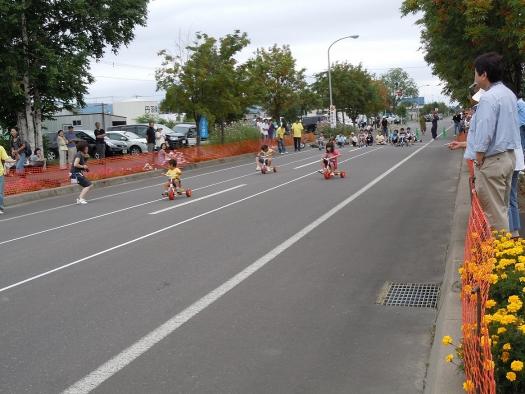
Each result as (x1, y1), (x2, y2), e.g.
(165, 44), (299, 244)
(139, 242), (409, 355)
(208, 122), (260, 145)
(0, 129), (10, 153)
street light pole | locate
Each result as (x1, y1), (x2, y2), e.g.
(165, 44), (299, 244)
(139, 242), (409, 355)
(328, 35), (359, 127)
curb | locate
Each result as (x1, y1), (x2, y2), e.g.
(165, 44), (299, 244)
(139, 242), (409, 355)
(5, 151), (257, 207)
(424, 156), (470, 393)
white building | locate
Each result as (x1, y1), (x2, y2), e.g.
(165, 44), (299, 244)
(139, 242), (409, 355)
(112, 99), (160, 124)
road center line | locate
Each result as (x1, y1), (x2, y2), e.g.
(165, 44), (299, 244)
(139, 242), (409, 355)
(0, 145), (382, 294)
(0, 149), (321, 223)
(149, 184), (246, 215)
(61, 136), (437, 394)
(0, 183), (245, 247)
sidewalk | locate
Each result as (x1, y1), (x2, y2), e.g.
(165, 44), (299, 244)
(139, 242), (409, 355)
(424, 157), (469, 394)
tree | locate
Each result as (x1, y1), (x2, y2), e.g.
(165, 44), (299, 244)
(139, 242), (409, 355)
(401, 0), (525, 103)
(421, 101), (449, 116)
(244, 45), (307, 120)
(313, 62), (386, 122)
(0, 0), (150, 150)
(380, 68), (418, 111)
(157, 31), (251, 144)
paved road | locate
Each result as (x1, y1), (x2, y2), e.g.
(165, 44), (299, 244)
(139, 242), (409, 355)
(0, 123), (462, 394)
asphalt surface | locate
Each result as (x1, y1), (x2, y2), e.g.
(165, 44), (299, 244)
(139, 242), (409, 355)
(0, 122), (463, 394)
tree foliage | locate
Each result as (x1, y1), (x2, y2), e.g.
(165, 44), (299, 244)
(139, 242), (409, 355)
(157, 31), (251, 144)
(0, 0), (149, 149)
(380, 67), (418, 110)
(401, 0), (525, 104)
(244, 45), (307, 120)
(312, 62), (388, 120)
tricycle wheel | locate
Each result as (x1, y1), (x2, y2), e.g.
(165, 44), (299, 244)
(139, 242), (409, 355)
(261, 167), (267, 174)
(324, 171), (331, 180)
(273, 166), (277, 173)
(340, 171), (346, 178)
(168, 189), (175, 200)
(186, 189), (192, 197)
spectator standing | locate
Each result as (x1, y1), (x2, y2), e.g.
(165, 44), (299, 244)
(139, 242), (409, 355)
(381, 117), (388, 136)
(509, 147), (524, 238)
(94, 122), (106, 159)
(65, 126), (77, 165)
(146, 121), (156, 153)
(57, 129), (68, 169)
(276, 123), (286, 154)
(155, 127), (165, 149)
(467, 52), (520, 231)
(452, 113), (461, 136)
(431, 112), (439, 139)
(419, 114), (427, 136)
(291, 118), (303, 152)
(71, 141), (93, 204)
(268, 120), (275, 141)
(0, 145), (15, 214)
(516, 95), (525, 150)
(9, 127), (27, 174)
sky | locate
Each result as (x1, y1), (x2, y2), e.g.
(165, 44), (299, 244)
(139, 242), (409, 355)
(87, 0), (450, 105)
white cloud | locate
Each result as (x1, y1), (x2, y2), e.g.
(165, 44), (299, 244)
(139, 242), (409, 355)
(87, 0), (451, 104)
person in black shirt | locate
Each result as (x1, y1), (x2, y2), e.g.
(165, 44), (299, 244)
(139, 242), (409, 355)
(71, 141), (92, 204)
(146, 121), (156, 153)
(431, 112), (439, 139)
(452, 113), (461, 135)
(94, 122), (106, 159)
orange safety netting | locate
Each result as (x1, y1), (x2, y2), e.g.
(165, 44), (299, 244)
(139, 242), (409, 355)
(461, 159), (496, 393)
(4, 135), (315, 196)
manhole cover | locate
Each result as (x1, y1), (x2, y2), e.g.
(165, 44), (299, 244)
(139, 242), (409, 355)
(378, 282), (440, 308)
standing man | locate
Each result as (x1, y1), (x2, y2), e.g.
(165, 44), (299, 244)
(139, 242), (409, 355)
(146, 121), (156, 153)
(431, 111), (439, 139)
(65, 126), (77, 165)
(94, 122), (106, 159)
(468, 52), (520, 231)
(0, 144), (16, 214)
(381, 117), (388, 137)
(10, 127), (27, 174)
(291, 118), (303, 152)
(452, 112), (461, 136)
(516, 95), (525, 151)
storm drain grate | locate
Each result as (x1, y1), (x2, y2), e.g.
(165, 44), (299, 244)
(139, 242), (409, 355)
(379, 282), (440, 308)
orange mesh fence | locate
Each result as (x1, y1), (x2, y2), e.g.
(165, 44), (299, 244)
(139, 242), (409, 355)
(461, 159), (496, 394)
(4, 135), (316, 196)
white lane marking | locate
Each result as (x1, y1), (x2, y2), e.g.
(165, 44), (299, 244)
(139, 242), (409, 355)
(293, 148), (380, 169)
(0, 183), (245, 247)
(0, 147), (382, 294)
(149, 184), (246, 215)
(61, 137), (437, 394)
(0, 149), (321, 223)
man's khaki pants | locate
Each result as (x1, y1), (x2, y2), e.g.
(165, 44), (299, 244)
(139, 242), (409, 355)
(475, 151), (515, 231)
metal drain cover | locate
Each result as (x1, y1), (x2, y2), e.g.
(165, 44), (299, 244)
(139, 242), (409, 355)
(377, 282), (440, 308)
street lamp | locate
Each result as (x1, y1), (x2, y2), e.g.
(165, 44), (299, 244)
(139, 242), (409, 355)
(328, 35), (359, 127)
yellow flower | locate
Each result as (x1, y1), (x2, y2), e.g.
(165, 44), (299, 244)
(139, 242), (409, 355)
(511, 360), (524, 372)
(442, 336), (453, 346)
(517, 262), (525, 271)
(518, 324), (525, 334)
(506, 371), (517, 382)
(490, 274), (499, 284)
(445, 354), (454, 363)
(519, 277), (525, 283)
(502, 351), (510, 363)
(485, 299), (497, 309)
(498, 327), (507, 334)
(503, 343), (512, 350)
(501, 273), (508, 280)
(463, 380), (475, 392)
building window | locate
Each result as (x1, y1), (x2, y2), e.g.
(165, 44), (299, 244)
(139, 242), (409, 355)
(73, 120), (82, 126)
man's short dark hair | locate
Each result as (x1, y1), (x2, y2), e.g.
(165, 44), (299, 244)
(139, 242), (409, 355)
(68, 125), (74, 130)
(474, 52), (503, 83)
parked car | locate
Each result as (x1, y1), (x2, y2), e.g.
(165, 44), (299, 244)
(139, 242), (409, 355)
(43, 129), (127, 160)
(172, 123), (198, 145)
(105, 130), (147, 155)
(107, 124), (188, 149)
(301, 116), (326, 132)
